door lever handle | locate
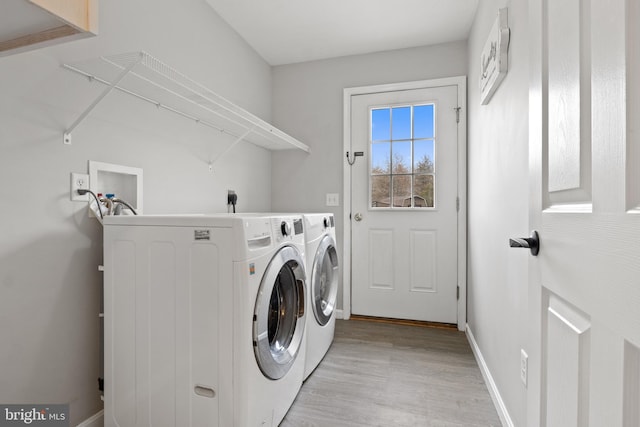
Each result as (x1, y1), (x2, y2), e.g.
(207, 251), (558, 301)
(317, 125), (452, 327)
(509, 231), (540, 256)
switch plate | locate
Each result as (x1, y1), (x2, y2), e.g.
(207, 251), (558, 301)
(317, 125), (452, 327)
(520, 349), (528, 387)
(71, 173), (90, 201)
(326, 193), (339, 206)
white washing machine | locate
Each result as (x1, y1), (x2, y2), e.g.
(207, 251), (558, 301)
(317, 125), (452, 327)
(302, 213), (339, 380)
(102, 213), (307, 426)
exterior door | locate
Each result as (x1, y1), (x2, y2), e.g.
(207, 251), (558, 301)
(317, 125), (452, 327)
(528, 1), (640, 425)
(348, 81), (463, 325)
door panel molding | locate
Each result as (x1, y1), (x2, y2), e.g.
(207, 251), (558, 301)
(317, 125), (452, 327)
(368, 228), (394, 290)
(409, 229), (437, 293)
(545, 294), (591, 427)
(623, 341), (640, 427)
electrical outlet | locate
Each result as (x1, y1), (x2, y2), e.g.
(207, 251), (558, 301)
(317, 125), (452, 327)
(227, 190), (237, 205)
(520, 349), (528, 387)
(70, 172), (90, 201)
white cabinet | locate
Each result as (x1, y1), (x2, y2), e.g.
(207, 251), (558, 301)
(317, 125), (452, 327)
(0, 0), (98, 56)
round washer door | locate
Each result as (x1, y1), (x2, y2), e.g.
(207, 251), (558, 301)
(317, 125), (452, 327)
(311, 235), (339, 326)
(253, 245), (306, 380)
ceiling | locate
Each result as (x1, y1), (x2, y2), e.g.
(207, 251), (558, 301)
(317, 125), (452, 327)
(205, 0), (479, 66)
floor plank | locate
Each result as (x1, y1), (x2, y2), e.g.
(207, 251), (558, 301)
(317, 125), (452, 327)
(281, 318), (502, 427)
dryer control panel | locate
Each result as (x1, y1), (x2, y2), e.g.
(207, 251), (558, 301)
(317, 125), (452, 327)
(273, 217), (304, 244)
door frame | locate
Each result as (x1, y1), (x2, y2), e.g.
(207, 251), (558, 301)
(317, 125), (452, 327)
(528, 0), (543, 423)
(342, 76), (468, 330)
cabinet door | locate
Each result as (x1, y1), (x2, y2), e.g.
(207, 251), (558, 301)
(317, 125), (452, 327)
(0, 0), (98, 56)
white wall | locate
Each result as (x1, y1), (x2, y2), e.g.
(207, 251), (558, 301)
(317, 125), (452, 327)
(0, 1), (274, 424)
(466, 0), (529, 425)
(271, 42), (468, 309)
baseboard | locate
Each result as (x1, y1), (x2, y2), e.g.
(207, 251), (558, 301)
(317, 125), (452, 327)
(336, 309), (344, 319)
(76, 409), (103, 427)
(466, 324), (514, 427)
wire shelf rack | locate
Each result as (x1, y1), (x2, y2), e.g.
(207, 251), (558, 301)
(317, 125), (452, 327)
(62, 51), (309, 153)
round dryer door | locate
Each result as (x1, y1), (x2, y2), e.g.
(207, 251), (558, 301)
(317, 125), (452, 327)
(311, 235), (339, 326)
(253, 245), (306, 380)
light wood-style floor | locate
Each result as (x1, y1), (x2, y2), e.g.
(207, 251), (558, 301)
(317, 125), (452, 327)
(281, 318), (502, 427)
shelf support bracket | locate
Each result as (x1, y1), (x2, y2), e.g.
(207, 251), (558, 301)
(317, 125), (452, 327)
(63, 53), (143, 144)
(209, 128), (254, 169)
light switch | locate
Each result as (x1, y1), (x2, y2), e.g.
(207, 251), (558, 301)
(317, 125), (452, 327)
(326, 193), (339, 206)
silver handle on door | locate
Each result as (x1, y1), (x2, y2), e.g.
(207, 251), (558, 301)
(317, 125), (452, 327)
(354, 213), (363, 221)
(509, 231), (540, 256)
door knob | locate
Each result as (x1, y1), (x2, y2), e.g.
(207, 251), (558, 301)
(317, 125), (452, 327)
(509, 231), (540, 256)
(354, 213), (363, 222)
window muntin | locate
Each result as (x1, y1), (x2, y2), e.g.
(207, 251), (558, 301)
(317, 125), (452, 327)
(370, 104), (436, 209)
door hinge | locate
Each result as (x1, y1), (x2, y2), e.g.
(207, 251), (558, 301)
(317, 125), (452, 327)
(457, 286), (460, 300)
(454, 107), (461, 123)
(456, 196), (460, 212)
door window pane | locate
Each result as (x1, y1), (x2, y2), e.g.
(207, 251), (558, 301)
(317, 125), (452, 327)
(372, 108), (391, 141)
(369, 102), (438, 209)
(372, 142), (390, 174)
(414, 140), (434, 173)
(391, 141), (411, 173)
(414, 174), (434, 207)
(371, 175), (391, 207)
(414, 104), (435, 138)
(392, 175), (412, 207)
(392, 106), (411, 140)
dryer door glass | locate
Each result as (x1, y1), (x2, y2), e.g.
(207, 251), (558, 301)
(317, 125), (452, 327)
(311, 235), (339, 326)
(253, 245), (306, 380)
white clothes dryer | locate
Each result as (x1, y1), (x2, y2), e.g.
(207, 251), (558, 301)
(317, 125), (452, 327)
(103, 214), (307, 427)
(302, 213), (339, 380)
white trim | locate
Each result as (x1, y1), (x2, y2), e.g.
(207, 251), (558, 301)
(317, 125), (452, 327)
(466, 324), (514, 427)
(342, 76), (468, 329)
(76, 409), (103, 427)
(342, 85), (351, 321)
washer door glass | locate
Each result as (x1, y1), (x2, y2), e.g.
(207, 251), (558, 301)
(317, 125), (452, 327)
(253, 245), (306, 380)
(311, 235), (339, 326)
